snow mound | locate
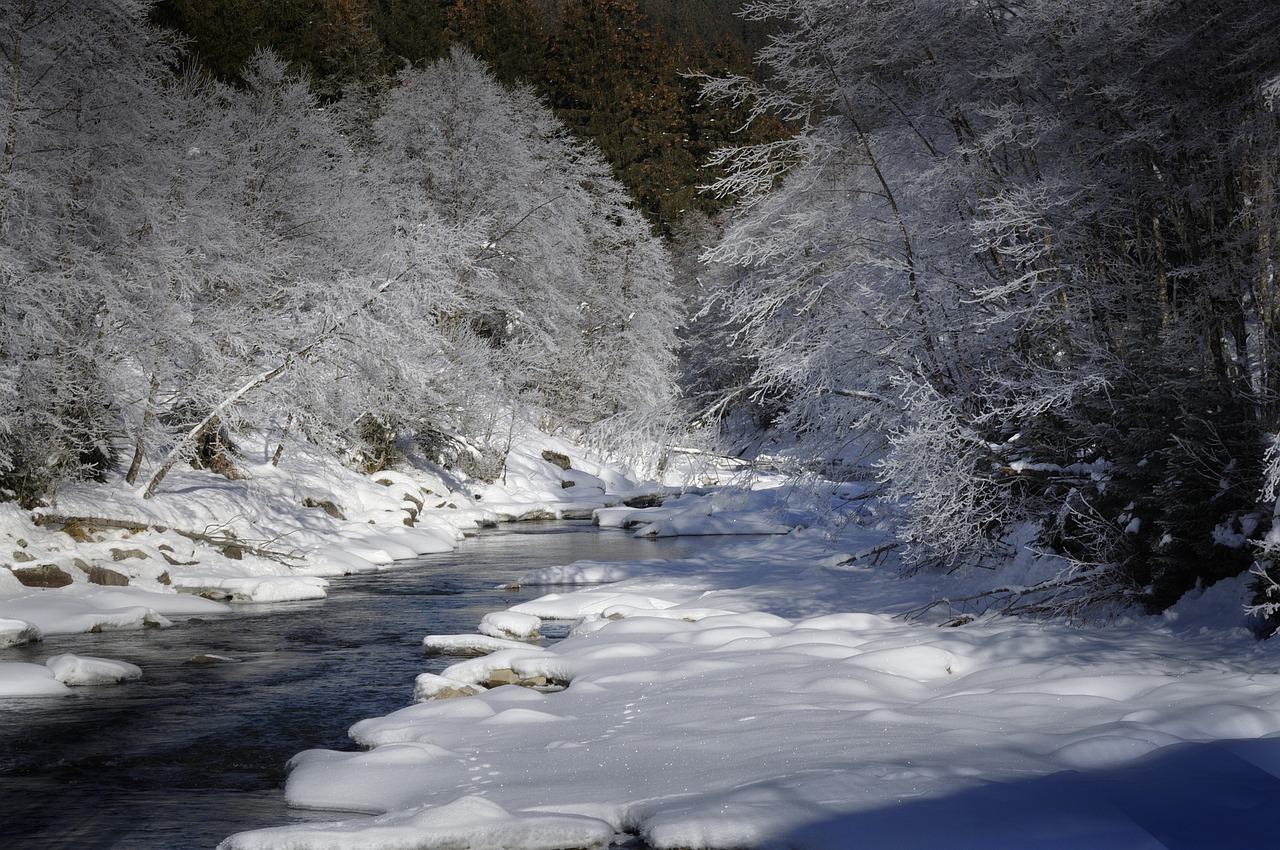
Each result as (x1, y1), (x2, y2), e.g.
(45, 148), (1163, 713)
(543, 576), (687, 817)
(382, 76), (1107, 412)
(0, 581), (228, 636)
(478, 611), (541, 640)
(259, 530), (1280, 850)
(217, 795), (614, 850)
(424, 634), (546, 657)
(0, 617), (42, 647)
(45, 653), (143, 686)
(170, 575), (328, 603)
(0, 661), (71, 698)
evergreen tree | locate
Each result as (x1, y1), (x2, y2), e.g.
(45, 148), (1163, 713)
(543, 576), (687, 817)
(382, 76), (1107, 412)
(546, 0), (696, 230)
(444, 0), (549, 86)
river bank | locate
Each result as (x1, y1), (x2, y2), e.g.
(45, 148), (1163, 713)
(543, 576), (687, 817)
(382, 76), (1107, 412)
(0, 430), (757, 683)
(2, 523), (736, 849)
(7, 430), (1280, 849)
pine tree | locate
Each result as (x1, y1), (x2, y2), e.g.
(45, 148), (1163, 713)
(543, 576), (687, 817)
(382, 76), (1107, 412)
(444, 0), (548, 86)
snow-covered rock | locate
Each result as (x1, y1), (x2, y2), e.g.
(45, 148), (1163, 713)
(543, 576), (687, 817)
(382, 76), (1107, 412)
(45, 653), (143, 686)
(424, 633), (546, 657)
(170, 575), (328, 603)
(478, 611), (541, 640)
(413, 673), (485, 702)
(0, 617), (42, 647)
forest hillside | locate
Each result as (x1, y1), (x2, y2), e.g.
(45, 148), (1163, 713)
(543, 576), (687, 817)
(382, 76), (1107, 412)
(4, 0), (1280, 626)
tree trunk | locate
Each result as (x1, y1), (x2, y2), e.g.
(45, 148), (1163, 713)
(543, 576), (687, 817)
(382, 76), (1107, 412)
(125, 374), (160, 485)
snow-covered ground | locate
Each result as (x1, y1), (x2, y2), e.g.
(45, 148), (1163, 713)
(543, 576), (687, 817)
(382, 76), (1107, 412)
(0, 431), (688, 698)
(222, 502), (1279, 848)
(5, 434), (1280, 848)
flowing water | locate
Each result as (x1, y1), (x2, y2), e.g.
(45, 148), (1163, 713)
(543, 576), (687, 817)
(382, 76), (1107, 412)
(0, 522), (726, 849)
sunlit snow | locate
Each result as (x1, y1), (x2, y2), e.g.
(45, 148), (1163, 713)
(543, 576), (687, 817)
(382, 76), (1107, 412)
(5, 434), (1280, 848)
(222, 519), (1280, 849)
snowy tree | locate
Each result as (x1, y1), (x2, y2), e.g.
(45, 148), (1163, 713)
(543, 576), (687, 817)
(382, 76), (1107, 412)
(368, 48), (680, 473)
(701, 0), (1280, 610)
(0, 0), (182, 503)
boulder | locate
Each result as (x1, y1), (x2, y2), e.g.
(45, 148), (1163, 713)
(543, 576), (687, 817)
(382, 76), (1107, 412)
(413, 673), (485, 701)
(86, 565), (130, 587)
(186, 654), (237, 665)
(11, 564), (74, 588)
(540, 449), (572, 470)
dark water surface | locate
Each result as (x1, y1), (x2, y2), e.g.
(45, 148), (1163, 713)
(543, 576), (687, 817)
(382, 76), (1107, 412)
(0, 522), (723, 849)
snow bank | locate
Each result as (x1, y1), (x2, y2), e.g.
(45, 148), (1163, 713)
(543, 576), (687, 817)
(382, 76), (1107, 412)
(0, 427), (684, 637)
(0, 617), (41, 647)
(0, 585), (227, 636)
(0, 661), (71, 698)
(597, 488), (811, 538)
(169, 575), (329, 603)
(219, 795), (614, 850)
(227, 525), (1280, 850)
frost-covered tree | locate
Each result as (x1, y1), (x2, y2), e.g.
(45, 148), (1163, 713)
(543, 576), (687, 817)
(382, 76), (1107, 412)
(0, 5), (682, 504)
(369, 48), (680, 472)
(0, 0), (182, 503)
(701, 0), (1280, 611)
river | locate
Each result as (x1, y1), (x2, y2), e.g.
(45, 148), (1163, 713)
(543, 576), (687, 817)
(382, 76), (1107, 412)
(0, 522), (725, 849)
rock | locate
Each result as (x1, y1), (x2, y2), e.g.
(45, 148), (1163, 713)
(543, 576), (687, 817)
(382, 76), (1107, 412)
(12, 564), (73, 588)
(186, 654), (237, 665)
(12, 550), (36, 563)
(61, 521), (96, 542)
(303, 498), (345, 520)
(46, 653), (143, 686)
(483, 668), (523, 687)
(86, 565), (130, 586)
(541, 449), (572, 470)
(110, 547), (150, 562)
(623, 492), (669, 508)
(413, 673), (485, 701)
(156, 571), (172, 586)
(517, 507), (558, 522)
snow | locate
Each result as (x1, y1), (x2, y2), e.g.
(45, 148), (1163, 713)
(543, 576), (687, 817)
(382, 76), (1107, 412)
(598, 486), (810, 538)
(168, 575), (329, 603)
(7, 432), (1280, 848)
(0, 584), (226, 635)
(477, 611), (542, 640)
(0, 661), (71, 698)
(0, 617), (41, 648)
(217, 512), (1280, 850)
(220, 795), (615, 850)
(424, 634), (546, 657)
(45, 652), (143, 685)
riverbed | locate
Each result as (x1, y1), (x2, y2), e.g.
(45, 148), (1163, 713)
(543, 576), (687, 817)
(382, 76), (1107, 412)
(0, 522), (725, 849)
